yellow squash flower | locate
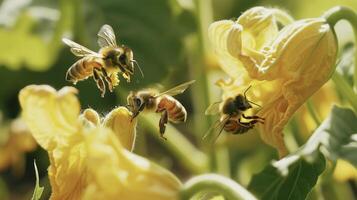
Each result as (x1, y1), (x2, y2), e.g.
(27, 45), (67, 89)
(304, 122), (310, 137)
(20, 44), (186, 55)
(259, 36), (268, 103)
(0, 117), (37, 174)
(19, 85), (181, 200)
(333, 159), (357, 182)
(209, 7), (338, 156)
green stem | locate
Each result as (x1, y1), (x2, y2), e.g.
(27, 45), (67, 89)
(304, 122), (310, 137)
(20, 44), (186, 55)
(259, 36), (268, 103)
(320, 181), (339, 200)
(323, 6), (357, 92)
(214, 146), (231, 177)
(50, 0), (76, 55)
(332, 72), (357, 112)
(141, 113), (208, 174)
(306, 99), (321, 125)
(185, 0), (212, 142)
(194, 0), (213, 55)
(179, 174), (257, 200)
(0, 177), (9, 200)
(72, 0), (88, 44)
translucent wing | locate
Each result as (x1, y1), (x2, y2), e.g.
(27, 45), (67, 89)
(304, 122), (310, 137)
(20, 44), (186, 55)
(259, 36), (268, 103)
(205, 102), (221, 115)
(62, 38), (101, 58)
(155, 80), (196, 97)
(97, 24), (117, 47)
(202, 116), (230, 142)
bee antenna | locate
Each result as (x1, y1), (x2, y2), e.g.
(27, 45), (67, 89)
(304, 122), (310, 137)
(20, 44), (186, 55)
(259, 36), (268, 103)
(242, 85), (261, 108)
(131, 60), (144, 78)
(125, 104), (133, 109)
(244, 85), (252, 98)
(248, 100), (261, 108)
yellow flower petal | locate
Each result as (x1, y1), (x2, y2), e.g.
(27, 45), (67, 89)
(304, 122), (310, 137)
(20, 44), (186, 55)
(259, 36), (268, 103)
(0, 117), (37, 174)
(333, 159), (357, 182)
(47, 141), (87, 200)
(236, 6), (280, 51)
(227, 18), (337, 80)
(19, 85), (80, 151)
(10, 118), (37, 152)
(83, 127), (181, 200)
(208, 20), (246, 78)
(209, 7), (292, 79)
(103, 107), (137, 151)
(19, 85), (85, 199)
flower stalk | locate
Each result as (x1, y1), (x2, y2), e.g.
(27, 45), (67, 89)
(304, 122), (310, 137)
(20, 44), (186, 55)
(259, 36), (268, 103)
(179, 174), (257, 200)
(323, 6), (357, 92)
(306, 99), (322, 125)
(332, 72), (357, 112)
(141, 113), (209, 174)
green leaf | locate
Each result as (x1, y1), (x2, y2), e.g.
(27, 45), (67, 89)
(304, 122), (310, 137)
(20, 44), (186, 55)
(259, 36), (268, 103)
(302, 105), (357, 166)
(248, 153), (325, 200)
(248, 105), (357, 200)
(31, 161), (44, 200)
(0, 0), (75, 71)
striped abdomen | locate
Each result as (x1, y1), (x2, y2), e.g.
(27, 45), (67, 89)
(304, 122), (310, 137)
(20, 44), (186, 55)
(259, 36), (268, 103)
(156, 95), (187, 123)
(224, 119), (252, 134)
(66, 57), (102, 83)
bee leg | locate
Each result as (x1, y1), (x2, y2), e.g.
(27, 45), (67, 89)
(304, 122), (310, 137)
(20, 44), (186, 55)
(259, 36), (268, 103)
(131, 103), (145, 122)
(158, 109), (168, 140)
(93, 68), (106, 97)
(100, 68), (113, 92)
(242, 114), (265, 122)
(237, 119), (250, 128)
(238, 118), (261, 128)
(242, 114), (264, 120)
(122, 73), (131, 82)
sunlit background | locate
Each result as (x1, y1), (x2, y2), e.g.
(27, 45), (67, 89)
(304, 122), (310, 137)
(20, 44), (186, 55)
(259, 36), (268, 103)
(0, 0), (356, 199)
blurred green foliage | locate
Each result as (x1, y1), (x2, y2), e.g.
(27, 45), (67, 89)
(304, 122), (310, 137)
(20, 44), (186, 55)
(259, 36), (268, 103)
(0, 0), (356, 199)
(83, 0), (196, 87)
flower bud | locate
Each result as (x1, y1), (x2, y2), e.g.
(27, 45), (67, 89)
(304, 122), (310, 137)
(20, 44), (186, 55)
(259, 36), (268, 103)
(80, 108), (101, 128)
(103, 107), (137, 151)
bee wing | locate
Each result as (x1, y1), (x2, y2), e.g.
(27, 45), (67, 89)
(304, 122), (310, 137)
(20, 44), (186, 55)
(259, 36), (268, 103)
(205, 102), (221, 115)
(155, 80), (196, 97)
(62, 38), (102, 58)
(97, 24), (117, 47)
(202, 116), (230, 142)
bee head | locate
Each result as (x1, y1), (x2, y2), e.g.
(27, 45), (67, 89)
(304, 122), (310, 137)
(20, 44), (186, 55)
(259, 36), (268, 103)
(234, 94), (252, 111)
(127, 92), (141, 110)
(234, 86), (261, 111)
(116, 47), (134, 74)
(117, 46), (144, 78)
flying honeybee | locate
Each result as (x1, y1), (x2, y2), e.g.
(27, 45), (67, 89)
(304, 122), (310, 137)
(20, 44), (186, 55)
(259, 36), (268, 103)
(127, 80), (195, 139)
(203, 86), (264, 141)
(63, 24), (143, 97)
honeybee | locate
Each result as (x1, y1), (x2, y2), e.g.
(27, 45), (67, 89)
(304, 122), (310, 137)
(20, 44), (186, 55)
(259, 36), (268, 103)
(63, 24), (143, 97)
(203, 86), (264, 141)
(127, 80), (195, 139)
